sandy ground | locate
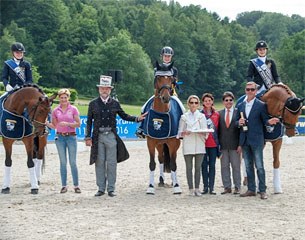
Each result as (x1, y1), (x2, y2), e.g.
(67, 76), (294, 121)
(0, 137), (305, 240)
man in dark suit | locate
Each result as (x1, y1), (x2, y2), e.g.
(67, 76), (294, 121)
(218, 91), (241, 195)
(237, 82), (279, 200)
(85, 75), (146, 197)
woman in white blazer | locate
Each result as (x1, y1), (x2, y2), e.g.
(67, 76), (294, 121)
(177, 95), (209, 196)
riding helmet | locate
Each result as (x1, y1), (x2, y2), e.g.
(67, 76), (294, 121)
(161, 46), (174, 56)
(11, 42), (26, 52)
(255, 40), (268, 50)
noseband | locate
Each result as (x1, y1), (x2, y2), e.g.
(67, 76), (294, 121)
(156, 84), (172, 98)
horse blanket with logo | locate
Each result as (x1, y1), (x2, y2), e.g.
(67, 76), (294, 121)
(0, 95), (33, 139)
(142, 97), (184, 139)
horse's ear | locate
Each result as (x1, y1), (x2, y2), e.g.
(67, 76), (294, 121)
(49, 93), (58, 103)
(299, 97), (305, 103)
(155, 60), (161, 70)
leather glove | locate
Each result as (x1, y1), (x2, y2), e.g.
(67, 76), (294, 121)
(5, 84), (13, 92)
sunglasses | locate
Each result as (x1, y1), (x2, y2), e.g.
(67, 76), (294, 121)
(189, 101), (199, 105)
(224, 99), (233, 102)
(246, 88), (256, 92)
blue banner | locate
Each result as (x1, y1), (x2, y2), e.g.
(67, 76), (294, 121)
(47, 116), (139, 141)
(296, 116), (305, 135)
(47, 115), (305, 141)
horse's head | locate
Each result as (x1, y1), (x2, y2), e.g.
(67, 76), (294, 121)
(261, 84), (304, 137)
(30, 93), (57, 136)
(154, 61), (174, 104)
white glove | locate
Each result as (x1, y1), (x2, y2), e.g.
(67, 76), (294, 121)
(6, 84), (13, 92)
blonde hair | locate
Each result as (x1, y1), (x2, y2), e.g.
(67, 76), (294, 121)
(58, 88), (71, 97)
(187, 95), (200, 105)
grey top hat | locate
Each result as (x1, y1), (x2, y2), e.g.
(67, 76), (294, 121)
(97, 75), (114, 88)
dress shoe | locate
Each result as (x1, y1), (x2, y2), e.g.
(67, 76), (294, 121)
(74, 187), (81, 193)
(233, 188), (240, 195)
(240, 190), (256, 197)
(260, 192), (268, 200)
(201, 189), (208, 194)
(221, 188), (232, 195)
(108, 191), (116, 197)
(209, 191), (217, 195)
(60, 187), (68, 194)
(94, 191), (105, 197)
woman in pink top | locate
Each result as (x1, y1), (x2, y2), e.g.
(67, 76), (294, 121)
(201, 93), (220, 195)
(47, 89), (81, 194)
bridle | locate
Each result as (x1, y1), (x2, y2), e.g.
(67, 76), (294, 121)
(28, 97), (50, 130)
(154, 75), (173, 99)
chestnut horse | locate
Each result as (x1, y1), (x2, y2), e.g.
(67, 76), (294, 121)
(261, 84), (304, 193)
(146, 62), (182, 195)
(0, 85), (56, 194)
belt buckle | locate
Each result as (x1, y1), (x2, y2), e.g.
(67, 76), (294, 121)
(104, 131), (109, 135)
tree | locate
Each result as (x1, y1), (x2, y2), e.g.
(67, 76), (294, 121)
(276, 30), (305, 96)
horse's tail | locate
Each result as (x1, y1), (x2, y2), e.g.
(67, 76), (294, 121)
(163, 144), (171, 173)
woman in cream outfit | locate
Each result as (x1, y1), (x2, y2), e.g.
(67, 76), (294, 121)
(177, 95), (209, 196)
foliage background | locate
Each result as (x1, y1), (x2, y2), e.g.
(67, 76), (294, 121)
(1, 0), (304, 103)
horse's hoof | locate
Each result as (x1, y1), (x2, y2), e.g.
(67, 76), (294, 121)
(1, 187), (10, 194)
(31, 189), (39, 194)
(173, 183), (182, 194)
(158, 182), (165, 187)
(146, 184), (155, 195)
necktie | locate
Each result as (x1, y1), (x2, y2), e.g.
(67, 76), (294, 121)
(225, 109), (230, 128)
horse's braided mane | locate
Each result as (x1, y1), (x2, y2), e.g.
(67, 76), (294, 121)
(265, 84), (292, 96)
(21, 83), (44, 94)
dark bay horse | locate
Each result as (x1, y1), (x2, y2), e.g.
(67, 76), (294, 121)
(145, 62), (183, 195)
(261, 84), (304, 193)
(1, 85), (56, 194)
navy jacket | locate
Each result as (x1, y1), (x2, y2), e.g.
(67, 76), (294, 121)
(246, 58), (280, 89)
(2, 59), (33, 87)
(236, 99), (270, 147)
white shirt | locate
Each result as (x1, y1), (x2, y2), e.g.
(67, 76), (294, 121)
(100, 96), (110, 104)
(245, 98), (255, 118)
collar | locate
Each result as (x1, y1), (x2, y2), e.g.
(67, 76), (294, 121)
(13, 57), (21, 64)
(258, 56), (266, 63)
(58, 102), (71, 111)
(100, 96), (110, 103)
(246, 98), (255, 105)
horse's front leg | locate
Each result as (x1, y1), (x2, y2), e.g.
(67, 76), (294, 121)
(146, 139), (156, 195)
(272, 139), (283, 194)
(1, 138), (14, 194)
(169, 147), (182, 194)
(156, 144), (166, 187)
(33, 136), (46, 185)
(24, 137), (39, 194)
